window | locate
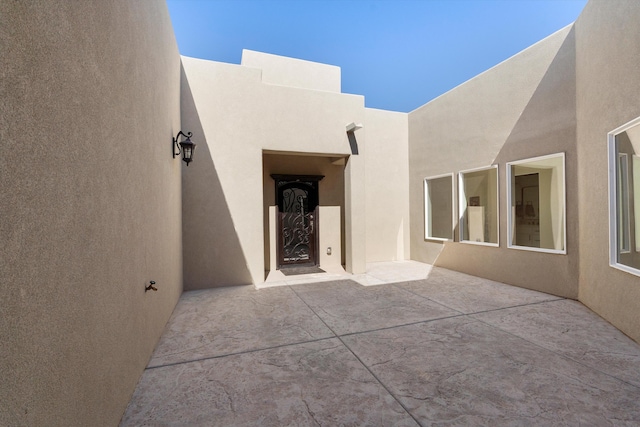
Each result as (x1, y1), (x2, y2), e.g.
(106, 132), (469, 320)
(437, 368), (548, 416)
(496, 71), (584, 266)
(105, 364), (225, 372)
(458, 166), (499, 246)
(617, 153), (631, 253)
(507, 153), (566, 254)
(608, 117), (640, 275)
(424, 174), (454, 241)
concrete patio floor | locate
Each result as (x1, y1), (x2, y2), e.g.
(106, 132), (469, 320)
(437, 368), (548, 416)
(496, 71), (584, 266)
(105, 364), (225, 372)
(120, 261), (640, 426)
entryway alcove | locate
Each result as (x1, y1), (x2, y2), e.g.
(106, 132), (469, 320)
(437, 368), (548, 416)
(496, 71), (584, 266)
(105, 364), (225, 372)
(262, 152), (347, 278)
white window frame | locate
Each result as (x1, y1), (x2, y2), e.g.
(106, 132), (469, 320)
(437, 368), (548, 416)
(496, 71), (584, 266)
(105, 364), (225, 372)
(507, 152), (567, 254)
(424, 173), (455, 241)
(458, 165), (499, 247)
(608, 116), (640, 277)
(617, 153), (631, 254)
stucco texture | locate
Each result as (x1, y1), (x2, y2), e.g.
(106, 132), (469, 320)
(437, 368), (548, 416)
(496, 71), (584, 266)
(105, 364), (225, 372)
(575, 0), (640, 343)
(0, 1), (182, 425)
(180, 53), (369, 287)
(408, 25), (578, 298)
(3, 2), (640, 425)
(365, 108), (410, 262)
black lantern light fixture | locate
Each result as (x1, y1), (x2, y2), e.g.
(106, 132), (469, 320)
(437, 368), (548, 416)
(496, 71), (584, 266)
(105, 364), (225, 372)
(173, 131), (196, 166)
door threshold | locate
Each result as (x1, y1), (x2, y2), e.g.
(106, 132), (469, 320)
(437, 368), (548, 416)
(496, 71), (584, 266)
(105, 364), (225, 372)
(279, 266), (325, 276)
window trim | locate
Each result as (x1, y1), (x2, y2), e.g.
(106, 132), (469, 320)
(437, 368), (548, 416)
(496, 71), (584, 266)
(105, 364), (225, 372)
(506, 152), (567, 255)
(608, 116), (640, 277)
(617, 152), (631, 254)
(458, 165), (499, 247)
(424, 173), (455, 242)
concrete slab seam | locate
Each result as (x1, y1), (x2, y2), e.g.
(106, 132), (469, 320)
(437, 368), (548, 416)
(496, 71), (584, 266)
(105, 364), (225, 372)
(288, 285), (425, 427)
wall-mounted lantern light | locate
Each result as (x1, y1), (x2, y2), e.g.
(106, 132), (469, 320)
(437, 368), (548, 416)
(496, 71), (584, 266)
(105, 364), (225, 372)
(173, 131), (196, 166)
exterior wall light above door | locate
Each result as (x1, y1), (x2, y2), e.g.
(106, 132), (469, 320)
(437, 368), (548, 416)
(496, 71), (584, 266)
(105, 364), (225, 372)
(345, 122), (363, 155)
(346, 122), (363, 132)
(173, 131), (196, 166)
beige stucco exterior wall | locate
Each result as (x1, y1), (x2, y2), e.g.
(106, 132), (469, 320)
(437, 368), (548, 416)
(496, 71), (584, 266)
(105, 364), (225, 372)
(364, 108), (410, 262)
(408, 25), (579, 298)
(241, 49), (341, 93)
(575, 0), (640, 342)
(4, 1), (639, 424)
(181, 53), (367, 287)
(0, 1), (182, 425)
(318, 206), (343, 268)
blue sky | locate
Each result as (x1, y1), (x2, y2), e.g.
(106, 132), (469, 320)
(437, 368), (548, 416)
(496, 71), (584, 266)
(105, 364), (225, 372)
(167, 0), (587, 113)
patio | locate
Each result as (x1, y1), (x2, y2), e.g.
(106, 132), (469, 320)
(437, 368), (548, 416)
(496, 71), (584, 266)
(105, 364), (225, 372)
(120, 262), (640, 426)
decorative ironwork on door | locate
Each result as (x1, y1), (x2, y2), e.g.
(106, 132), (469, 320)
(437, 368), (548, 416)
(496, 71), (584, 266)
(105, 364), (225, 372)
(281, 189), (313, 263)
(272, 175), (323, 268)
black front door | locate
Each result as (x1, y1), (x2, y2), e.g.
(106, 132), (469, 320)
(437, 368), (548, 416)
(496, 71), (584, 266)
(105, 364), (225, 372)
(273, 175), (322, 268)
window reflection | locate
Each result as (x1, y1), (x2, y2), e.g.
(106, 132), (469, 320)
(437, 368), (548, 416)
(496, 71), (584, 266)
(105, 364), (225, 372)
(508, 154), (566, 253)
(514, 173), (541, 248)
(424, 174), (454, 240)
(459, 166), (499, 245)
(611, 120), (640, 272)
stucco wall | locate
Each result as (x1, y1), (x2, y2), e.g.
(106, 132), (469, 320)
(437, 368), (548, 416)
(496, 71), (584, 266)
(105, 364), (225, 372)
(575, 0), (640, 342)
(364, 108), (410, 262)
(181, 55), (366, 287)
(0, 1), (182, 425)
(408, 25), (579, 298)
(241, 49), (341, 93)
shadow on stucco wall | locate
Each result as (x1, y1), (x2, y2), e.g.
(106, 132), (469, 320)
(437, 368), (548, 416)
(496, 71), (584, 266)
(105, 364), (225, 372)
(434, 26), (579, 298)
(493, 27), (577, 167)
(180, 63), (253, 289)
